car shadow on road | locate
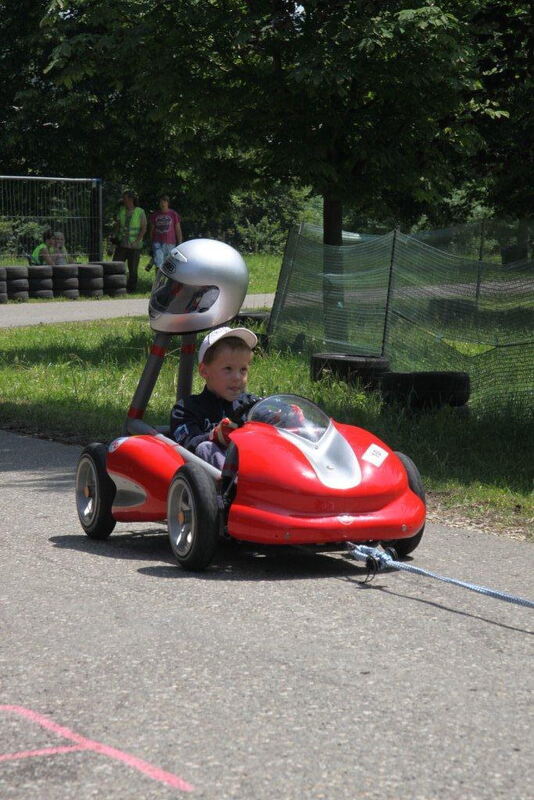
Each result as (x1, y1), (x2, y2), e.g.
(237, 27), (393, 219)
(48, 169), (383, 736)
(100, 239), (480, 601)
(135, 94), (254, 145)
(50, 530), (367, 581)
(49, 532), (534, 633)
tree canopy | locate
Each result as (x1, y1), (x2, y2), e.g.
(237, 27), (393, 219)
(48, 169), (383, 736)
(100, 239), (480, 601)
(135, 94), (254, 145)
(1, 1), (530, 242)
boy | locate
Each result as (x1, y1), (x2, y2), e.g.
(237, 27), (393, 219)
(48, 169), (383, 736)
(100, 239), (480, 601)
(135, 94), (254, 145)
(31, 230), (55, 265)
(170, 327), (259, 470)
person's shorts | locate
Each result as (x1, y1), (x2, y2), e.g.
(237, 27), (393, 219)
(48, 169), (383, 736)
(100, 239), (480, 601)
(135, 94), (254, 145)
(152, 242), (175, 268)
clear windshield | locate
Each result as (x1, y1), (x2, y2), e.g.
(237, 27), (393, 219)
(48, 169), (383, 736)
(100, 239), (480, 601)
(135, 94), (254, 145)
(248, 394), (330, 443)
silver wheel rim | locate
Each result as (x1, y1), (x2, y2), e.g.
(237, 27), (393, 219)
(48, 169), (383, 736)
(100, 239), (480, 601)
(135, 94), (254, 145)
(168, 479), (196, 558)
(75, 456), (98, 527)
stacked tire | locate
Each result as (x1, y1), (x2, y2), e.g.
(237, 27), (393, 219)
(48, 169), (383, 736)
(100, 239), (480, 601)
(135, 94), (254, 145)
(381, 371), (470, 411)
(90, 261), (127, 297)
(5, 266), (29, 302)
(53, 264), (79, 299)
(28, 265), (54, 299)
(78, 264), (104, 298)
(310, 353), (390, 390)
(0, 267), (7, 303)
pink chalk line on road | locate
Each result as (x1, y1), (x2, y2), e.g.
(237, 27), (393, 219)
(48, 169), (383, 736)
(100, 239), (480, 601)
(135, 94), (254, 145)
(0, 705), (194, 793)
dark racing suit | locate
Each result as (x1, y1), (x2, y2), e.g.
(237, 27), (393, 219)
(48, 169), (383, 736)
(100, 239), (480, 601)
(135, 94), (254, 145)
(169, 386), (258, 453)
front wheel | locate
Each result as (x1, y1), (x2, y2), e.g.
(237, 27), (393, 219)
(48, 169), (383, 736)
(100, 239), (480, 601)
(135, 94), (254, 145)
(167, 462), (219, 570)
(75, 443), (116, 539)
(388, 452), (426, 557)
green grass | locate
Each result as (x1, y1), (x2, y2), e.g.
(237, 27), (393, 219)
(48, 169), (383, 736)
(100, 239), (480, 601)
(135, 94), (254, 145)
(0, 316), (531, 539)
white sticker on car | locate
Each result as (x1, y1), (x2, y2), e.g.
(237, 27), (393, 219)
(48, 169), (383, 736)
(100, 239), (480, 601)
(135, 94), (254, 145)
(108, 437), (128, 452)
(362, 444), (389, 467)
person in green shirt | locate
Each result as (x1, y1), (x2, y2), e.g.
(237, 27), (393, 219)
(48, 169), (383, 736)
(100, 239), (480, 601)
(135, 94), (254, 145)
(31, 230), (55, 266)
(112, 191), (147, 292)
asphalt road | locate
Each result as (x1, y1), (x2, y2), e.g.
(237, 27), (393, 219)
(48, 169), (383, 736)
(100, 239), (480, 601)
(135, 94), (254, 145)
(0, 429), (532, 799)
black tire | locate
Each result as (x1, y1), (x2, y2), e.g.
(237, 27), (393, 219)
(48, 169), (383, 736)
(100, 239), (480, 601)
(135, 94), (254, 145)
(53, 264), (78, 279)
(75, 443), (116, 539)
(167, 462), (219, 570)
(7, 278), (30, 293)
(0, 280), (6, 293)
(103, 273), (127, 289)
(0, 292), (8, 304)
(78, 264), (103, 279)
(53, 277), (79, 290)
(91, 261), (127, 275)
(7, 291), (29, 302)
(106, 287), (128, 298)
(388, 452), (426, 557)
(0, 267), (6, 281)
(78, 277), (104, 290)
(234, 311), (270, 326)
(381, 371), (470, 410)
(79, 288), (104, 298)
(311, 353), (390, 388)
(55, 288), (80, 300)
(29, 289), (54, 300)
(29, 278), (54, 291)
(5, 266), (28, 280)
(28, 265), (53, 279)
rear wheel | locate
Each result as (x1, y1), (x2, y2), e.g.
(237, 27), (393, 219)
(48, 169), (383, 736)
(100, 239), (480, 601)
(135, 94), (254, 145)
(75, 443), (116, 539)
(388, 452), (426, 557)
(167, 462), (219, 570)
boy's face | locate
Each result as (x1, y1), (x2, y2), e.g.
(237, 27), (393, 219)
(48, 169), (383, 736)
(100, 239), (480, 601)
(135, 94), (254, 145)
(159, 199), (169, 212)
(199, 345), (252, 402)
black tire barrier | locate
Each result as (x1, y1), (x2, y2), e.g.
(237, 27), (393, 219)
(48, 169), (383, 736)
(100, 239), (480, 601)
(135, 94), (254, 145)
(7, 291), (29, 302)
(55, 288), (80, 300)
(80, 288), (104, 298)
(29, 278), (54, 291)
(5, 266), (29, 280)
(78, 277), (104, 291)
(234, 311), (270, 326)
(0, 267), (6, 281)
(91, 261), (127, 275)
(78, 264), (104, 279)
(53, 277), (79, 291)
(7, 278), (30, 295)
(0, 280), (6, 294)
(53, 264), (78, 279)
(103, 273), (127, 290)
(28, 265), (53, 279)
(0, 293), (7, 304)
(381, 371), (471, 410)
(311, 353), (390, 389)
(106, 287), (128, 297)
(30, 289), (55, 300)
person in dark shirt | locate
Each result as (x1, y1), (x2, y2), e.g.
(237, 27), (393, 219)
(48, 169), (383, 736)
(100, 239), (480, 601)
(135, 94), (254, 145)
(170, 326), (259, 469)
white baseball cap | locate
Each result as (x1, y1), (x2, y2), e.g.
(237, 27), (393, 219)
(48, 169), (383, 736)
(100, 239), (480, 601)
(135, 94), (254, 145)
(198, 326), (258, 363)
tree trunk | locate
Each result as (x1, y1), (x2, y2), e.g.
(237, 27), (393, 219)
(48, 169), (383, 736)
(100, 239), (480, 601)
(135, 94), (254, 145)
(322, 194), (347, 346)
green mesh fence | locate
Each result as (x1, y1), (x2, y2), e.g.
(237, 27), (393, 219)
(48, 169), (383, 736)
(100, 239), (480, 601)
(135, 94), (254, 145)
(268, 223), (533, 415)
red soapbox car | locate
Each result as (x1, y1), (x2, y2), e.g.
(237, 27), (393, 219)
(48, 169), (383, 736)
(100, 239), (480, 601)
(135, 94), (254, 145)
(74, 238), (425, 570)
(75, 393), (426, 570)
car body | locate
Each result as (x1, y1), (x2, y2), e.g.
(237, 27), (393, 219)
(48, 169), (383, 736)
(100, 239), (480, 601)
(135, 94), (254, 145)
(76, 394), (426, 569)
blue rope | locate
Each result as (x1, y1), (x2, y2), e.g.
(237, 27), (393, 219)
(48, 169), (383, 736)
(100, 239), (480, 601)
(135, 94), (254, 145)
(347, 544), (534, 609)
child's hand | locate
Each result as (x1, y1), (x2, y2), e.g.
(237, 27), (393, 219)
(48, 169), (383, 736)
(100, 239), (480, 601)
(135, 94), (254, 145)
(209, 418), (238, 447)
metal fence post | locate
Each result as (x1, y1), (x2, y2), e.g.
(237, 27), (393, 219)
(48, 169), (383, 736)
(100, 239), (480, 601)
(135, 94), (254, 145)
(381, 228), (398, 357)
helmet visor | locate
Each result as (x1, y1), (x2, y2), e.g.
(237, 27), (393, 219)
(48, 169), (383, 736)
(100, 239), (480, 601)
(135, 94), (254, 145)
(150, 271), (219, 316)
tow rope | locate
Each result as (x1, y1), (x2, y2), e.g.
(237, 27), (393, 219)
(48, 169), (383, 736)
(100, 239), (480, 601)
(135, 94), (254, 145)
(346, 544), (534, 609)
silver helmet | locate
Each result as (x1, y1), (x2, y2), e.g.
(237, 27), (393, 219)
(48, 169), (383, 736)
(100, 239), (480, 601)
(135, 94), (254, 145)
(148, 239), (249, 334)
